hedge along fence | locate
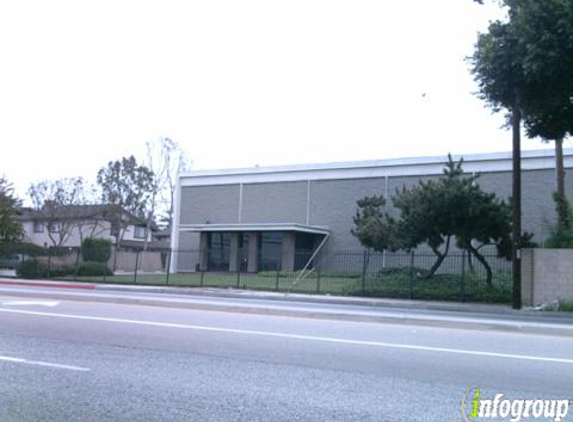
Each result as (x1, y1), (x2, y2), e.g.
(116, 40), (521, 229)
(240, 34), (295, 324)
(81, 238), (112, 263)
(12, 246), (166, 278)
(10, 244), (512, 303)
(33, 248), (510, 304)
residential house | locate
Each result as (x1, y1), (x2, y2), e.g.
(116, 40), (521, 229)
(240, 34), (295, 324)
(18, 205), (156, 249)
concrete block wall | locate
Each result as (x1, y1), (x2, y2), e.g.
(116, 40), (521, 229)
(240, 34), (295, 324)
(108, 250), (165, 273)
(522, 248), (573, 306)
(177, 168), (563, 257)
(174, 151), (573, 274)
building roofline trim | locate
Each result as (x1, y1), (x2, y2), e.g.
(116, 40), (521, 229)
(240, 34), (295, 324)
(179, 149), (572, 187)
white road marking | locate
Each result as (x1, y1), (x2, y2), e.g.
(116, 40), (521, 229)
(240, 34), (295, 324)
(0, 355), (90, 371)
(1, 300), (60, 307)
(0, 308), (572, 365)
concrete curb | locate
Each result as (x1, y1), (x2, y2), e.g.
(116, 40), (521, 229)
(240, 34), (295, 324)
(1, 283), (573, 338)
(1, 277), (514, 314)
(0, 279), (95, 290)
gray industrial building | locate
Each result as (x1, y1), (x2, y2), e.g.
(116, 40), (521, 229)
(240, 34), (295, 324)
(170, 149), (572, 273)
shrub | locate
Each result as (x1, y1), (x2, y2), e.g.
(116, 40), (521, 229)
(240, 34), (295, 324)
(558, 300), (573, 312)
(0, 242), (46, 257)
(16, 259), (76, 279)
(50, 265), (76, 278)
(17, 259), (48, 279)
(77, 261), (113, 277)
(81, 238), (112, 263)
(545, 193), (573, 248)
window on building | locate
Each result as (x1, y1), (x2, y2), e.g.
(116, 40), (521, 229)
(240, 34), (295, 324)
(110, 222), (119, 237)
(238, 233), (249, 272)
(259, 232), (282, 271)
(295, 232), (317, 270)
(134, 225), (148, 239)
(33, 221), (45, 233)
(47, 222), (59, 233)
(208, 232), (231, 271)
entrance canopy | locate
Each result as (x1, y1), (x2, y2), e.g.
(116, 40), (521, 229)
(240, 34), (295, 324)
(178, 223), (330, 273)
(179, 223), (330, 236)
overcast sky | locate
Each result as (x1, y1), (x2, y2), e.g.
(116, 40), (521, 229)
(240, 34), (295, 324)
(1, 0), (568, 199)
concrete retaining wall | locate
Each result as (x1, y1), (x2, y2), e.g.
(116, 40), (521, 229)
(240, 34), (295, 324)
(521, 248), (573, 306)
(110, 250), (166, 273)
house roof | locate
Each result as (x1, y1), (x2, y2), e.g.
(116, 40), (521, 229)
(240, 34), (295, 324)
(154, 228), (172, 238)
(18, 204), (159, 231)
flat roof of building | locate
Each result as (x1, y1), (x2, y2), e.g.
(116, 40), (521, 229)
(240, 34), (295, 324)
(179, 148), (572, 186)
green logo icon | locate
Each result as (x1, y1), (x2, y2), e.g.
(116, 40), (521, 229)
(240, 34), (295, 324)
(460, 388), (570, 422)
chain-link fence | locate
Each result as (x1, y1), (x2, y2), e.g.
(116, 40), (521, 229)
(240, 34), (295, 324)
(2, 247), (512, 303)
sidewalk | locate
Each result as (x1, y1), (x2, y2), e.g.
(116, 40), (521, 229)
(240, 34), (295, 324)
(0, 276), (513, 312)
(2, 277), (573, 338)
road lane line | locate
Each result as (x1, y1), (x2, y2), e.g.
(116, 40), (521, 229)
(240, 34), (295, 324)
(1, 308), (572, 365)
(0, 355), (90, 371)
(1, 300), (60, 307)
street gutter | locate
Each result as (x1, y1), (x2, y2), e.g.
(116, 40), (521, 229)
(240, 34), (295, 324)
(1, 279), (572, 337)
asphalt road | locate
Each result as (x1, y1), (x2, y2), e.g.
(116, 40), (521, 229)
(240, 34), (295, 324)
(0, 290), (572, 422)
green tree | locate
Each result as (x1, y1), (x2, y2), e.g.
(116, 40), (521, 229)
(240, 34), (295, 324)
(545, 193), (573, 248)
(514, 0), (573, 215)
(81, 238), (112, 263)
(97, 156), (155, 246)
(353, 156), (513, 287)
(352, 195), (395, 251)
(0, 177), (23, 244)
(471, 0), (573, 307)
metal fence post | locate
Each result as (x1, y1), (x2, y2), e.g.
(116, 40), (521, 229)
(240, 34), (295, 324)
(409, 251), (415, 300)
(275, 268), (280, 291)
(47, 248), (51, 279)
(460, 250), (466, 302)
(134, 251), (140, 284)
(236, 271), (241, 289)
(362, 250), (367, 295)
(200, 270), (204, 287)
(316, 269), (321, 293)
(165, 249), (172, 285)
(74, 248), (81, 281)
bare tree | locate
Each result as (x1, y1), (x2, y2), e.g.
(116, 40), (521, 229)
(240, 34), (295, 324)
(143, 137), (190, 249)
(28, 178), (88, 247)
(66, 182), (108, 244)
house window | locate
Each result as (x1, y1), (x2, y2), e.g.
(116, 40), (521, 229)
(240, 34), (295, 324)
(48, 222), (59, 233)
(110, 222), (119, 237)
(33, 222), (45, 233)
(134, 225), (147, 239)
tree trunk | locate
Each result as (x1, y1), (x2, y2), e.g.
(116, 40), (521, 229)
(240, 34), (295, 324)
(511, 106), (522, 309)
(467, 251), (475, 272)
(143, 220), (150, 252)
(555, 137), (565, 199)
(554, 137), (568, 229)
(468, 244), (493, 288)
(426, 236), (451, 278)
